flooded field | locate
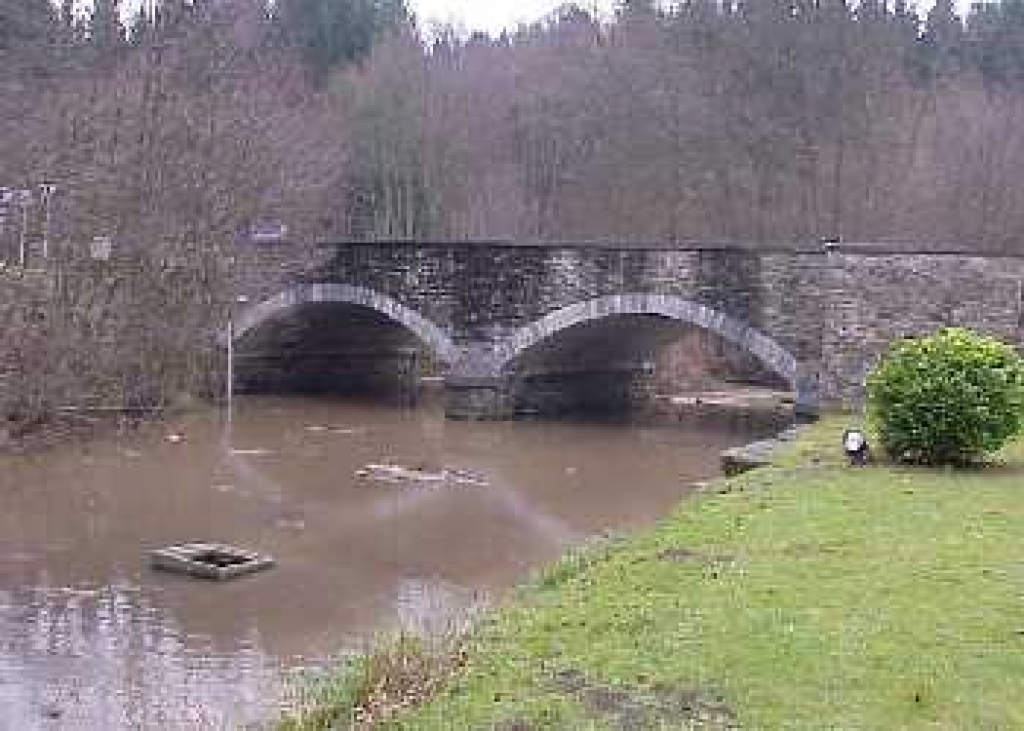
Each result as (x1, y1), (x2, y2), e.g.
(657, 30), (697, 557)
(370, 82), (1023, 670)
(0, 397), (773, 729)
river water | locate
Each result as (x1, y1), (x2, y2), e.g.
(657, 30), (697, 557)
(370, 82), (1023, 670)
(0, 397), (768, 729)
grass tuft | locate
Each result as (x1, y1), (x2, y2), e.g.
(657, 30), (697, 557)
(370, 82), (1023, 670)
(281, 633), (468, 730)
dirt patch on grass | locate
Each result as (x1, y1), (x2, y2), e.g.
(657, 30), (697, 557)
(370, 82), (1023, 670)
(492, 719), (539, 731)
(779, 541), (852, 558)
(657, 548), (734, 566)
(553, 669), (737, 730)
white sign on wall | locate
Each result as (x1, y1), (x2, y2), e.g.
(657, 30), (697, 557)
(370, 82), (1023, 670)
(90, 235), (113, 261)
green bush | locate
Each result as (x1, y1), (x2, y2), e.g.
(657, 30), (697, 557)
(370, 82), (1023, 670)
(867, 328), (1024, 465)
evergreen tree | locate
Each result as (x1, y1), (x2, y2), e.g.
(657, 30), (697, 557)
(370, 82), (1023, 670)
(921, 0), (964, 77)
(0, 0), (54, 52)
(90, 0), (124, 52)
(616, 0), (658, 17)
(966, 0), (1024, 86)
(273, 0), (409, 79)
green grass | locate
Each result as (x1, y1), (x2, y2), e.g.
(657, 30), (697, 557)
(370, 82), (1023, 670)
(285, 418), (1024, 730)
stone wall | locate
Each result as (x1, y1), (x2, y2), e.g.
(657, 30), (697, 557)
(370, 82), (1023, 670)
(819, 253), (1024, 403)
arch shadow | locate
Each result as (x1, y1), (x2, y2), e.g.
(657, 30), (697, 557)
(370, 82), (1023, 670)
(229, 283), (458, 366)
(493, 293), (812, 407)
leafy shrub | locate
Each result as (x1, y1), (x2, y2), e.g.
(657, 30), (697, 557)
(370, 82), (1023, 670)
(867, 328), (1024, 465)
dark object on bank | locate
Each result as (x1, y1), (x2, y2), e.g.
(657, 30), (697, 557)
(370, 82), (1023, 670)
(843, 429), (870, 467)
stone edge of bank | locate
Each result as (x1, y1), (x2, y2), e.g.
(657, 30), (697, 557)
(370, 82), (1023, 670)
(719, 423), (810, 477)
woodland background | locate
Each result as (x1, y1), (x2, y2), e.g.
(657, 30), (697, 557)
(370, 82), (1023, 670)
(2, 0), (1023, 427)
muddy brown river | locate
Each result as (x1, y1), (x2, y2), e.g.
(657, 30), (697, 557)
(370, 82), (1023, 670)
(0, 397), (770, 729)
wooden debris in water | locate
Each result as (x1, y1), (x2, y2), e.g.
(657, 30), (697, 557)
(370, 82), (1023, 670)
(355, 464), (489, 488)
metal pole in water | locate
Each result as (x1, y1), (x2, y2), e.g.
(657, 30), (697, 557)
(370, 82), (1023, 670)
(225, 296), (248, 430)
(227, 318), (234, 425)
(18, 198), (29, 268)
(40, 184), (55, 260)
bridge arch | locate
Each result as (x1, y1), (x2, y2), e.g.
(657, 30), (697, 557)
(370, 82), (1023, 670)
(230, 283), (458, 366)
(494, 293), (813, 408)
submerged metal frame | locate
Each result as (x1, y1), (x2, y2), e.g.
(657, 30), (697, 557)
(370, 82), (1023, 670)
(150, 543), (275, 581)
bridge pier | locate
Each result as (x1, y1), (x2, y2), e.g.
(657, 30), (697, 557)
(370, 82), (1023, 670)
(508, 365), (656, 418)
(792, 368), (822, 422)
(793, 394), (820, 422)
(443, 375), (514, 420)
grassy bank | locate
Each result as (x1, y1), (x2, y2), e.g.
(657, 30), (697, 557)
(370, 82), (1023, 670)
(284, 418), (1024, 729)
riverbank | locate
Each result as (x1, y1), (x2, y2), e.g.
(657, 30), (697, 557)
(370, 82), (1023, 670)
(281, 417), (1024, 729)
(0, 403), (186, 454)
(0, 263), (221, 451)
(0, 412), (134, 454)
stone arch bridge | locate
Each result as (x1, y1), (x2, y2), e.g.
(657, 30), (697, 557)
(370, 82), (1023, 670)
(226, 241), (1024, 419)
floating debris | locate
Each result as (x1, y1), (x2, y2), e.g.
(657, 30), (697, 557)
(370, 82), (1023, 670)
(356, 463), (488, 488)
(150, 543), (275, 581)
(305, 425), (367, 436)
(58, 586), (101, 596)
(274, 517), (307, 532)
(229, 448), (274, 457)
(0, 552), (36, 564)
(166, 434), (185, 445)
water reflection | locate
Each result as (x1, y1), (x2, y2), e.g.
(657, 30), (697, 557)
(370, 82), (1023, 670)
(0, 397), (769, 729)
(0, 584), (279, 729)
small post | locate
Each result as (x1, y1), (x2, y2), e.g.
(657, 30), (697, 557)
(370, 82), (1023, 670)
(226, 295), (249, 427)
(40, 184), (55, 260)
(17, 194), (29, 268)
(226, 317), (235, 425)
(410, 349), (420, 408)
